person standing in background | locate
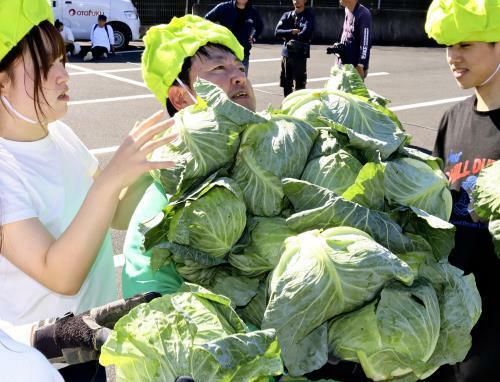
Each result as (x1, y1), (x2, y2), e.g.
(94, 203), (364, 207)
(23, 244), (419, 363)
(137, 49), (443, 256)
(205, 0), (263, 74)
(275, 0), (315, 97)
(327, 0), (372, 79)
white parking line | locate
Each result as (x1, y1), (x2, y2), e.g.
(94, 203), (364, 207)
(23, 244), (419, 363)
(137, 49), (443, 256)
(250, 58), (282, 63)
(390, 96), (469, 111)
(66, 63), (147, 88)
(254, 71), (389, 88)
(114, 49), (144, 55)
(69, 94), (154, 106)
(70, 68), (141, 76)
(89, 94), (466, 157)
(68, 72), (391, 105)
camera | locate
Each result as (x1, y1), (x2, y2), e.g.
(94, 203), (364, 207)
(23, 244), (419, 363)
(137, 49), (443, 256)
(326, 42), (345, 57)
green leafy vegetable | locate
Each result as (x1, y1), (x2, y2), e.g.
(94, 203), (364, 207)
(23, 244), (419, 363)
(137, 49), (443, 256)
(328, 280), (441, 381)
(229, 217), (295, 277)
(100, 284), (283, 381)
(231, 114), (317, 216)
(281, 88), (408, 160)
(145, 176), (247, 258)
(150, 79), (265, 196)
(301, 150), (363, 195)
(283, 179), (414, 254)
(262, 228), (413, 376)
(384, 157), (452, 221)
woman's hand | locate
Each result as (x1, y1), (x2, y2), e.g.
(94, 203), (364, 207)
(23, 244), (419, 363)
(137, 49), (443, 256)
(99, 110), (176, 193)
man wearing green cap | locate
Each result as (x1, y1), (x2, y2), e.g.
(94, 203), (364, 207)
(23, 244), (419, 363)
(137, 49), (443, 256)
(425, 1), (500, 380)
(121, 14), (257, 299)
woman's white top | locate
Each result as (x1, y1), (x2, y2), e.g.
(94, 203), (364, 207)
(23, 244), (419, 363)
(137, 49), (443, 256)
(0, 329), (63, 381)
(0, 121), (117, 324)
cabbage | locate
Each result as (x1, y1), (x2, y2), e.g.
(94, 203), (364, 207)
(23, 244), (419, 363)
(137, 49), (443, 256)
(262, 228), (414, 376)
(160, 176), (247, 257)
(142, 176), (252, 305)
(100, 284), (283, 381)
(283, 179), (415, 254)
(473, 161), (500, 256)
(281, 88), (408, 160)
(384, 157), (453, 221)
(328, 280), (441, 381)
(472, 160), (500, 220)
(301, 149), (363, 195)
(150, 79), (265, 196)
(136, 67), (482, 379)
(231, 113), (317, 216)
(229, 217), (295, 277)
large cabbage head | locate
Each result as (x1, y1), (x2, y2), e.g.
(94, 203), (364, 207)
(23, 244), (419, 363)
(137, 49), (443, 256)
(100, 283), (284, 382)
(262, 227), (414, 376)
(473, 160), (500, 220)
(301, 149), (363, 195)
(229, 217), (296, 277)
(472, 161), (500, 257)
(150, 79), (265, 196)
(281, 89), (408, 160)
(144, 176), (247, 259)
(167, 177), (246, 257)
(231, 113), (317, 216)
(328, 280), (441, 381)
(384, 157), (453, 221)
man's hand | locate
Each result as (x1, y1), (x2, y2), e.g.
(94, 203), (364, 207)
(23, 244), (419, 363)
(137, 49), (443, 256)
(32, 292), (160, 364)
(291, 28), (300, 35)
(356, 64), (365, 79)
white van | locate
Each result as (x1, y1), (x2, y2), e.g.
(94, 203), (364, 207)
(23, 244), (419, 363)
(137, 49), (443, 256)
(51, 0), (141, 49)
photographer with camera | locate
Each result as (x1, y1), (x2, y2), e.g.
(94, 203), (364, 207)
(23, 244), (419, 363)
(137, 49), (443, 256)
(327, 0), (372, 79)
(275, 0), (315, 97)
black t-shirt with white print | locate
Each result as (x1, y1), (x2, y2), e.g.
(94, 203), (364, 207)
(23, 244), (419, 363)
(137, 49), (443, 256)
(433, 95), (500, 319)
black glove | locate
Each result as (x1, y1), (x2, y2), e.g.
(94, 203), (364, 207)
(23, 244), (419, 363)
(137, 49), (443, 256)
(32, 292), (160, 364)
(326, 42), (346, 57)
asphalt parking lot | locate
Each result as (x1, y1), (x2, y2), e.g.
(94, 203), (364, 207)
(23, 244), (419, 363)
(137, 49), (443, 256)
(62, 42), (474, 299)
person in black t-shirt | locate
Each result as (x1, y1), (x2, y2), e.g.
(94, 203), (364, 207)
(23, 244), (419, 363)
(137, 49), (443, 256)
(275, 0), (315, 97)
(425, 1), (500, 381)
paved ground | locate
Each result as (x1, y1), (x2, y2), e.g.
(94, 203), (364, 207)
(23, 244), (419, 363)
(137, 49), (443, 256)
(61, 42), (474, 380)
(63, 42), (472, 277)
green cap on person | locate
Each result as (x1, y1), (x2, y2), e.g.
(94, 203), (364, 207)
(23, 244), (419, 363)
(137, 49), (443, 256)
(0, 0), (54, 62)
(142, 14), (244, 106)
(425, 0), (500, 46)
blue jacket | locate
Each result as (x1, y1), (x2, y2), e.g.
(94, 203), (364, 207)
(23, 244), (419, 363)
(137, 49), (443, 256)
(339, 2), (372, 69)
(205, 1), (263, 56)
(275, 8), (315, 58)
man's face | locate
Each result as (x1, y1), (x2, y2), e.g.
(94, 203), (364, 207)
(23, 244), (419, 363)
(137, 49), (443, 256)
(98, 19), (106, 27)
(293, 0), (307, 10)
(236, 0), (248, 7)
(447, 42), (500, 89)
(188, 46), (256, 111)
(340, 0), (355, 8)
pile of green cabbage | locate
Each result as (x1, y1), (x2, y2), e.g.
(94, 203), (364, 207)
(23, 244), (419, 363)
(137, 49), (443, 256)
(101, 66), (482, 381)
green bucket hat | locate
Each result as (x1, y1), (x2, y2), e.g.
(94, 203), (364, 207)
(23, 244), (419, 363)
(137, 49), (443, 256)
(142, 14), (244, 107)
(425, 0), (500, 46)
(0, 0), (54, 62)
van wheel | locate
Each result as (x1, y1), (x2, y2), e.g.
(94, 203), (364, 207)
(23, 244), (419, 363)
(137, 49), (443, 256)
(111, 23), (131, 50)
